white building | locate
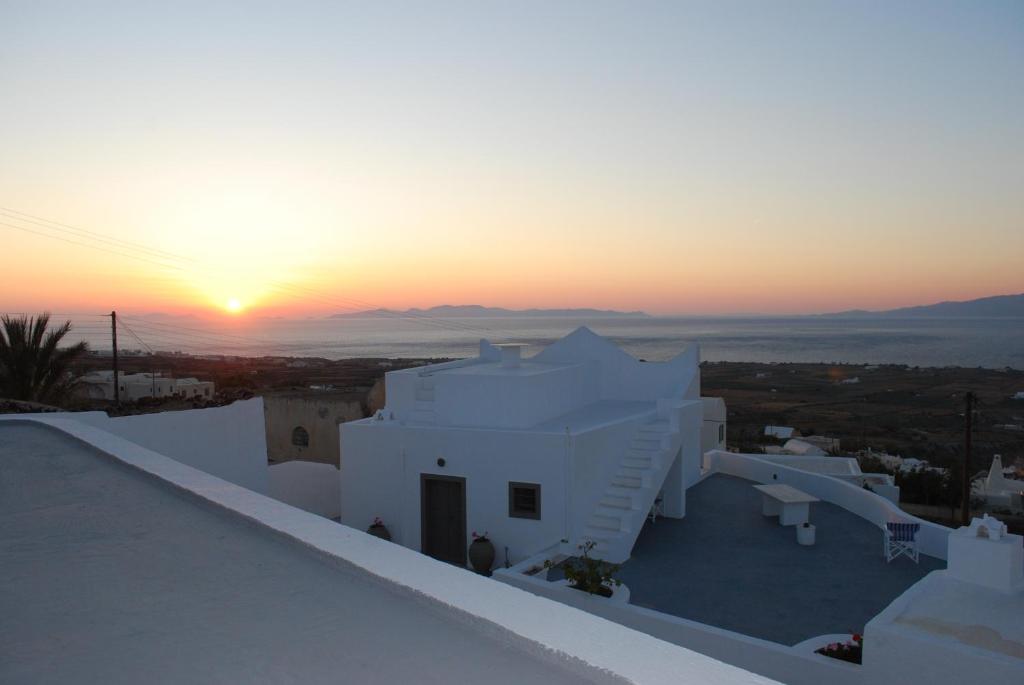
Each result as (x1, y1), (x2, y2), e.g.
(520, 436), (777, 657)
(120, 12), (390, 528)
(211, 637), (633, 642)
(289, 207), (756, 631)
(76, 370), (214, 402)
(765, 425), (796, 439)
(972, 455), (1024, 513)
(340, 327), (705, 566)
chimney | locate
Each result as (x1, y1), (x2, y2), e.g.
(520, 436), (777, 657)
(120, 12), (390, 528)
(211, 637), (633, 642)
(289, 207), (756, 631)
(499, 344), (523, 369)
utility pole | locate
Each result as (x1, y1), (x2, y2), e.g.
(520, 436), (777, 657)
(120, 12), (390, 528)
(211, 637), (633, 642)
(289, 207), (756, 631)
(962, 391), (974, 527)
(111, 310), (120, 409)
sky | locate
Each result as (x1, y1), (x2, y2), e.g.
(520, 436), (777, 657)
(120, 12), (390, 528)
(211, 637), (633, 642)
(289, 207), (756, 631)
(1, 1), (1022, 317)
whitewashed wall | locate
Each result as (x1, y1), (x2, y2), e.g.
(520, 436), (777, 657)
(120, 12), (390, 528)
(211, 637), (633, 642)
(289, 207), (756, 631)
(268, 460), (341, 518)
(864, 572), (1024, 685)
(340, 420), (570, 566)
(64, 398), (269, 494)
(706, 450), (949, 559)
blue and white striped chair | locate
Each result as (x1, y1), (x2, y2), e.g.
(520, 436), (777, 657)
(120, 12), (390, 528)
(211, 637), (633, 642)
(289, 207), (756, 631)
(884, 522), (920, 563)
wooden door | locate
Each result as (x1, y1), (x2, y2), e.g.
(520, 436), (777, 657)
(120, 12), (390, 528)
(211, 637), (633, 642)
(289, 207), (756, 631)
(420, 475), (466, 566)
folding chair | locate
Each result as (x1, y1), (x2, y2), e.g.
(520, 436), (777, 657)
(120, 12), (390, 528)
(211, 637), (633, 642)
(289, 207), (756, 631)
(649, 494), (665, 523)
(883, 522), (920, 563)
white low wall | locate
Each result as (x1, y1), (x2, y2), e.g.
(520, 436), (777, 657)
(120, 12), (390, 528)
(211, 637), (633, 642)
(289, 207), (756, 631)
(7, 399), (270, 494)
(706, 451), (949, 560)
(495, 553), (861, 685)
(268, 461), (340, 519)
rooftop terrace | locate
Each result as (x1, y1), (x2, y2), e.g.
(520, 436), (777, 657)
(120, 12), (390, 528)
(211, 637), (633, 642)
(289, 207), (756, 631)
(617, 474), (944, 646)
(0, 423), (595, 684)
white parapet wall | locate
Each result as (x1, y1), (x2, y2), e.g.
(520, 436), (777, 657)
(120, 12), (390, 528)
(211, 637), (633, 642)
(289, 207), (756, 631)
(2, 399), (270, 494)
(706, 450), (949, 559)
(268, 460), (341, 519)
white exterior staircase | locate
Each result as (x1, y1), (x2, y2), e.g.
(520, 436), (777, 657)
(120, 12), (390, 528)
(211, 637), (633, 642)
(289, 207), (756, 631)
(580, 414), (682, 563)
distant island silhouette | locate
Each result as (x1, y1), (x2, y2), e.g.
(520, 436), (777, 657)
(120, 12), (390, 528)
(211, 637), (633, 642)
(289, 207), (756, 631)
(822, 293), (1024, 318)
(330, 305), (650, 319)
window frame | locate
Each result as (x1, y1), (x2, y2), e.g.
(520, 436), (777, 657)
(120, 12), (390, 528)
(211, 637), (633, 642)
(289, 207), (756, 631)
(508, 481), (541, 520)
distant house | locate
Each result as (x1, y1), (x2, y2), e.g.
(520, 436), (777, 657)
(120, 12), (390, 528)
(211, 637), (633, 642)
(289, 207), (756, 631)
(797, 435), (841, 453)
(764, 425), (796, 440)
(972, 455), (1024, 513)
(75, 370), (214, 402)
(780, 438), (827, 457)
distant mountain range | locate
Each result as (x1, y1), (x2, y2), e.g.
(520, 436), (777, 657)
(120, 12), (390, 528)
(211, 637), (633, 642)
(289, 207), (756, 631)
(823, 293), (1024, 318)
(330, 305), (650, 319)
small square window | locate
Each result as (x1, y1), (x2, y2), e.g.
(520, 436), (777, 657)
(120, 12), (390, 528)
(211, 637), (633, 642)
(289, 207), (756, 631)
(509, 482), (541, 520)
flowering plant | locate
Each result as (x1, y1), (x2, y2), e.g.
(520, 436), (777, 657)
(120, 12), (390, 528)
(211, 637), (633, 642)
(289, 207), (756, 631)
(471, 531), (490, 542)
(371, 517), (385, 527)
(815, 633), (862, 664)
(544, 539), (621, 597)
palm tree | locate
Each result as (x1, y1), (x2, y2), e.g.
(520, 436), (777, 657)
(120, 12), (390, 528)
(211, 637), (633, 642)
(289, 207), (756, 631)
(0, 313), (89, 404)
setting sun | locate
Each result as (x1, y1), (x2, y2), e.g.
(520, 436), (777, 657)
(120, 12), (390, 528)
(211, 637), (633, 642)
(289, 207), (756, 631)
(225, 297), (243, 314)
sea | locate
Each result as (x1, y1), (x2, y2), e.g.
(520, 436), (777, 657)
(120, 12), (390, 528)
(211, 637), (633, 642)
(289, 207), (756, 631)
(69, 315), (1024, 370)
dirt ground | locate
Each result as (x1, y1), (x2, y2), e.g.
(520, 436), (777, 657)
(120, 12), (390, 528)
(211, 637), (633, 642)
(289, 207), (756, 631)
(701, 361), (1024, 472)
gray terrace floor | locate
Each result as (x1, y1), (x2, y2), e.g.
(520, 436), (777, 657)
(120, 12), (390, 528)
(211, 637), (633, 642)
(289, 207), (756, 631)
(0, 423), (590, 684)
(619, 474), (944, 646)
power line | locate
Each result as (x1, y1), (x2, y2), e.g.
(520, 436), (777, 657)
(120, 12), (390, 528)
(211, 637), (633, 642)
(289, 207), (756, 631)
(0, 207), (199, 265)
(1, 207), (505, 338)
(117, 319), (156, 355)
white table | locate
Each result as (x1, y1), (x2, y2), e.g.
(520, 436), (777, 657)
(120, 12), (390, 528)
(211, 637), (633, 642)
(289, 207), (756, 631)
(753, 484), (819, 526)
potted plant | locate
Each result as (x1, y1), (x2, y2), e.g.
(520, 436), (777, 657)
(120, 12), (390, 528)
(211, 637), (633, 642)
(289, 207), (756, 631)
(468, 531), (495, 574)
(815, 633), (862, 664)
(367, 516), (391, 541)
(546, 540), (624, 599)
(797, 521), (816, 546)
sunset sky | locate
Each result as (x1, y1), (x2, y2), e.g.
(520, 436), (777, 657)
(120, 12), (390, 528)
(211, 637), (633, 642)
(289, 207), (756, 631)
(2, 1), (1022, 317)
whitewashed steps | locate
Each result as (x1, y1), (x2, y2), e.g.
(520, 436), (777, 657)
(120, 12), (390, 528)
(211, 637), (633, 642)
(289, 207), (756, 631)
(579, 415), (681, 563)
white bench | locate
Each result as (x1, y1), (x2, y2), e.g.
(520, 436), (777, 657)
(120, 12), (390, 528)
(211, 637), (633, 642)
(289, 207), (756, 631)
(753, 484), (819, 526)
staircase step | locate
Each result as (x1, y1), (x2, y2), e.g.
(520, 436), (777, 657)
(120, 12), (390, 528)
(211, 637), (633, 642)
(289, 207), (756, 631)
(607, 486), (643, 501)
(596, 505), (630, 519)
(414, 389), (435, 401)
(622, 456), (654, 469)
(409, 410), (436, 423)
(610, 475), (642, 488)
(588, 514), (623, 532)
(583, 528), (622, 544)
(631, 437), (663, 449)
(638, 421), (670, 433)
(413, 400), (435, 411)
(419, 378), (435, 390)
(599, 494), (634, 510)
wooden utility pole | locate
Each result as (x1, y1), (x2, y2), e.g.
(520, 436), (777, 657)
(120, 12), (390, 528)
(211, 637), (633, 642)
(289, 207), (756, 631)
(111, 310), (120, 408)
(962, 391), (974, 526)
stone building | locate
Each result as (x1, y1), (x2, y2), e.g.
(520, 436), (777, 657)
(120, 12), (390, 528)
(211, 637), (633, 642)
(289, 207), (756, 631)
(263, 390), (366, 466)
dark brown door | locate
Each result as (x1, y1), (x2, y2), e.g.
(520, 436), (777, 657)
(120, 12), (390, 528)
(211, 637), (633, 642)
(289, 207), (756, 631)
(420, 475), (466, 566)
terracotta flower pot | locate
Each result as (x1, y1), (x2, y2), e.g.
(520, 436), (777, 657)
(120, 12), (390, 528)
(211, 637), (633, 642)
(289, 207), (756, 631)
(468, 538), (495, 574)
(367, 523), (391, 541)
